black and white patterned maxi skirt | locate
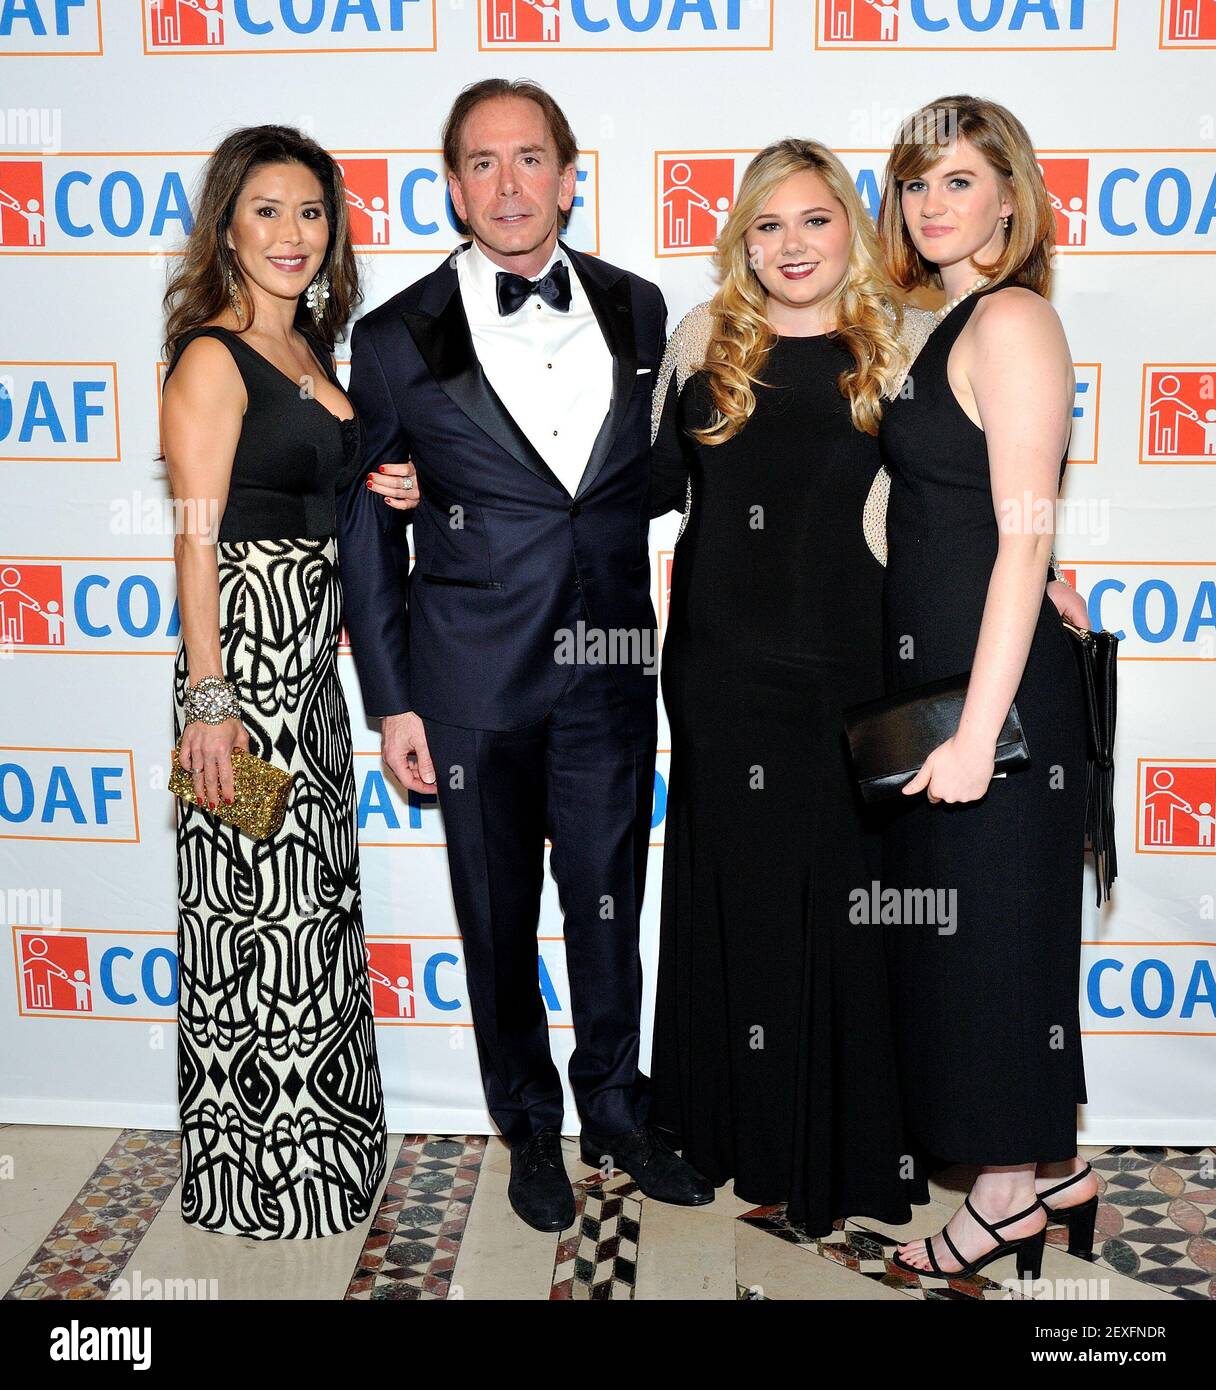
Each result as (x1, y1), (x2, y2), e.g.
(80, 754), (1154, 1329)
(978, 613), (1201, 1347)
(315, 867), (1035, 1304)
(172, 535), (387, 1239)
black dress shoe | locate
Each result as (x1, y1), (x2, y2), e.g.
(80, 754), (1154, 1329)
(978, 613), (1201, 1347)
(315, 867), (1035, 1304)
(579, 1124), (714, 1206)
(508, 1127), (575, 1232)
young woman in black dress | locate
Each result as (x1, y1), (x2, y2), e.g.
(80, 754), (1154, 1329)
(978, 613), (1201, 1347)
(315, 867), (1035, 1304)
(647, 140), (943, 1233)
(875, 96), (1098, 1278)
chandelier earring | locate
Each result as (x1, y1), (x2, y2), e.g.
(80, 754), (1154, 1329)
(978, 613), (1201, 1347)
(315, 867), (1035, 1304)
(306, 270), (331, 326)
(227, 265), (246, 328)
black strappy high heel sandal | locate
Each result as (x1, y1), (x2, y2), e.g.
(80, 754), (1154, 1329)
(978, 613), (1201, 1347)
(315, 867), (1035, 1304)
(1037, 1162), (1099, 1261)
(890, 1196), (1048, 1281)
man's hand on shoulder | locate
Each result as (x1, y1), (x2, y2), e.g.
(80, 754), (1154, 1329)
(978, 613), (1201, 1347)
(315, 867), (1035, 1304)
(382, 711), (437, 794)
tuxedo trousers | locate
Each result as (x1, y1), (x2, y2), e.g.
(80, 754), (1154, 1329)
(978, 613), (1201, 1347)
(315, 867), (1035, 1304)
(422, 660), (658, 1142)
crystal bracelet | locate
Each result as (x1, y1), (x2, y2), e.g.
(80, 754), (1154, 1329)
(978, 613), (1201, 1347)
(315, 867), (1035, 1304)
(183, 675), (240, 726)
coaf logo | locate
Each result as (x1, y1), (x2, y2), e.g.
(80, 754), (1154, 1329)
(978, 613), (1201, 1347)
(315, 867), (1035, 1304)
(1140, 366), (1216, 464)
(147, 0), (226, 44)
(1084, 944), (1216, 1029)
(0, 156), (195, 254)
(0, 748), (138, 843)
(1038, 156), (1089, 245)
(366, 940), (417, 1018)
(1060, 563), (1216, 660)
(1161, 0), (1216, 46)
(0, 559), (181, 653)
(336, 158), (392, 244)
(13, 927), (177, 1020)
(480, 0), (773, 51)
(1038, 151), (1216, 253)
(0, 152), (600, 255)
(143, 0), (436, 53)
(1137, 761), (1216, 853)
(817, 0), (1117, 49)
(0, 563), (65, 645)
(659, 156), (735, 253)
(656, 148), (1216, 256)
(17, 932), (92, 1012)
(365, 935), (574, 1023)
(0, 0), (102, 54)
(0, 363), (119, 461)
(0, 160), (46, 246)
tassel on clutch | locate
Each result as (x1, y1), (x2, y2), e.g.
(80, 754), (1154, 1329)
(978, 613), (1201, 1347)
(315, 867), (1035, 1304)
(1059, 617), (1119, 906)
(169, 742), (294, 841)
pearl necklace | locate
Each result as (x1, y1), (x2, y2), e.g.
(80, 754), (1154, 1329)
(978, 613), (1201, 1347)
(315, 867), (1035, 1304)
(934, 274), (992, 323)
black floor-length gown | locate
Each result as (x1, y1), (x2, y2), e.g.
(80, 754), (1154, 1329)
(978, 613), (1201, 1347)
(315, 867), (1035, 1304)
(879, 283), (1089, 1165)
(649, 328), (928, 1234)
(166, 325), (388, 1238)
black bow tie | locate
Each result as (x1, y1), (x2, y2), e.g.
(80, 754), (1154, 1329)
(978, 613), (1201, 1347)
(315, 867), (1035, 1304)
(495, 260), (572, 317)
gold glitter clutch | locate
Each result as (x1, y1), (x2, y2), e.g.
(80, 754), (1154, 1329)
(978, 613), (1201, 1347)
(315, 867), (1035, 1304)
(169, 742), (295, 840)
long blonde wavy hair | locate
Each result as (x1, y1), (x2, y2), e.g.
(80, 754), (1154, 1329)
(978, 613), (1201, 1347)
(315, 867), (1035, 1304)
(694, 139), (905, 446)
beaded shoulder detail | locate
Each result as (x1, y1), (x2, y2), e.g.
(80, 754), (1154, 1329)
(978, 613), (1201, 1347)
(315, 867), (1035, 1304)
(650, 304), (714, 443)
(650, 303), (715, 543)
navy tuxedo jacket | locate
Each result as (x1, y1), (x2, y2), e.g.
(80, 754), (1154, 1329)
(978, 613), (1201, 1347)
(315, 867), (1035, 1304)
(336, 240), (667, 731)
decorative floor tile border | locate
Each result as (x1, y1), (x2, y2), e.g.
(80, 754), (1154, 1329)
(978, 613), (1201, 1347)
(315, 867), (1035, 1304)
(737, 1205), (1021, 1301)
(6, 1134), (1211, 1302)
(550, 1173), (643, 1300)
(345, 1136), (486, 1300)
(3, 1130), (181, 1301)
(1084, 1147), (1216, 1301)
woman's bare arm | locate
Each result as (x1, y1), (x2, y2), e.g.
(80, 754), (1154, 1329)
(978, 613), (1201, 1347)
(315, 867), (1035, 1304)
(161, 335), (248, 808)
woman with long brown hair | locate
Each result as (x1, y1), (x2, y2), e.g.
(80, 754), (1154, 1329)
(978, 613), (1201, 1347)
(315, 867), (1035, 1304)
(161, 125), (403, 1238)
(646, 139), (938, 1232)
(875, 95), (1095, 1281)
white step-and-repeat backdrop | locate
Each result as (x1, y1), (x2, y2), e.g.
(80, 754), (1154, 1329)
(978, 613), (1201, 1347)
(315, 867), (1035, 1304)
(1, 1), (1213, 1143)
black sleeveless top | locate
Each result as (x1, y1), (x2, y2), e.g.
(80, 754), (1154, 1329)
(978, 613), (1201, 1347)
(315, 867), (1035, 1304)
(879, 282), (1070, 688)
(163, 325), (366, 542)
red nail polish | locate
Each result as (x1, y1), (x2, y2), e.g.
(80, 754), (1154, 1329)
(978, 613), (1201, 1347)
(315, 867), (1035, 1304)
(366, 480), (373, 488)
(378, 465), (387, 472)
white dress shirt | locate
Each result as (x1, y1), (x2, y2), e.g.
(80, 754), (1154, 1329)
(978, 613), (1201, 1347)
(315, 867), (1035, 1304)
(455, 238), (614, 497)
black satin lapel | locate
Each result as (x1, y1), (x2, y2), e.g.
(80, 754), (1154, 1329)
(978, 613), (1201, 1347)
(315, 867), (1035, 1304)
(402, 294), (566, 494)
(574, 267), (637, 500)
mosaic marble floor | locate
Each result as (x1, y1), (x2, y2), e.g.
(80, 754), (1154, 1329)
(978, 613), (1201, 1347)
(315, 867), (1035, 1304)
(1, 1127), (1211, 1301)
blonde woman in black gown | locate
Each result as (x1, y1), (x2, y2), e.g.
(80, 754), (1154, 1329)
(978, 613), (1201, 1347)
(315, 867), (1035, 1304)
(648, 140), (939, 1234)
(876, 96), (1096, 1279)
(162, 127), (404, 1238)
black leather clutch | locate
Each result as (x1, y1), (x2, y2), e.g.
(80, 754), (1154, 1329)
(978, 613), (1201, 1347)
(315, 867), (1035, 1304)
(842, 673), (1030, 803)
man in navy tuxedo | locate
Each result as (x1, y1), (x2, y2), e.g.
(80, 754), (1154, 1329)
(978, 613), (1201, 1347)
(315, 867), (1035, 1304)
(336, 78), (711, 1231)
